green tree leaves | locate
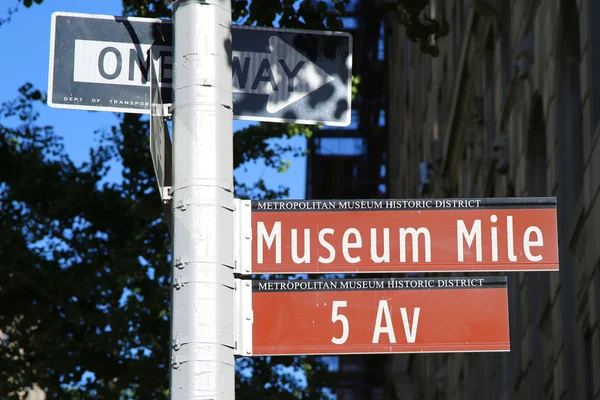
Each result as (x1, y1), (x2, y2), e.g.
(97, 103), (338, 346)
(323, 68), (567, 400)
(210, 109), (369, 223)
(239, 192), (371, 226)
(1, 1), (449, 397)
(21, 0), (44, 8)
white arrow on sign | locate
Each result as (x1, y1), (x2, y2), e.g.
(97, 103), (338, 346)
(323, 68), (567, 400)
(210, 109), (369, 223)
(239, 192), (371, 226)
(232, 36), (335, 113)
(71, 36), (334, 113)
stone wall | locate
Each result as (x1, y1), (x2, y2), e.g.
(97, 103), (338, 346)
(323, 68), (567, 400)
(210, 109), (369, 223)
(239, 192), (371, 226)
(384, 0), (600, 398)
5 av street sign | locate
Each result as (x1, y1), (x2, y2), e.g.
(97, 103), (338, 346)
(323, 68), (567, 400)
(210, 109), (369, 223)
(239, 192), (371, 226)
(236, 197), (559, 274)
(48, 12), (352, 126)
(235, 276), (510, 356)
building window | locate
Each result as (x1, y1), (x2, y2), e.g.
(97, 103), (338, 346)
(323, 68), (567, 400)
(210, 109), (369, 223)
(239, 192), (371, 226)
(526, 95), (547, 197)
(452, 1), (459, 60)
(484, 35), (496, 159)
(590, 0), (600, 135)
(557, 2), (584, 211)
(584, 328), (595, 400)
(509, 274), (522, 381)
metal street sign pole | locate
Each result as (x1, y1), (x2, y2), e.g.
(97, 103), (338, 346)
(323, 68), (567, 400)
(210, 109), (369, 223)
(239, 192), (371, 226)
(170, 1), (234, 399)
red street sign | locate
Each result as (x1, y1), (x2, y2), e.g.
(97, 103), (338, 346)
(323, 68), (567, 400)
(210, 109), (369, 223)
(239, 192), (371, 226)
(245, 276), (509, 356)
(248, 197), (558, 274)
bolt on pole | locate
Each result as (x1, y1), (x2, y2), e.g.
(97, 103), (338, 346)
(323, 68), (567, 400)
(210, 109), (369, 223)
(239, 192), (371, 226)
(169, 0), (235, 399)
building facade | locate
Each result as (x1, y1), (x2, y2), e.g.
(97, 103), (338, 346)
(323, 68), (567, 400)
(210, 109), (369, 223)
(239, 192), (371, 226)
(384, 0), (600, 399)
(305, 0), (388, 202)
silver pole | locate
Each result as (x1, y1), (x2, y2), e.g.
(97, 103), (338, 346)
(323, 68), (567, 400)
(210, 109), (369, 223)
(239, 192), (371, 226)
(170, 0), (234, 399)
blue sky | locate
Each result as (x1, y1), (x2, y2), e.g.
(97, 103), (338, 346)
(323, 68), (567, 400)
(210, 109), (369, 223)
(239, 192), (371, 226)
(0, 0), (306, 199)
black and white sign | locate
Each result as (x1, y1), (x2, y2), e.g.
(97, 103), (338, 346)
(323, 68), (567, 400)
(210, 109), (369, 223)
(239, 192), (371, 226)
(49, 12), (352, 126)
(230, 28), (351, 125)
(48, 13), (172, 114)
(149, 49), (171, 202)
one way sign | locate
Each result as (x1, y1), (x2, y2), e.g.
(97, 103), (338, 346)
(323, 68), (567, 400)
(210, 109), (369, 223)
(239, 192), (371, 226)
(49, 12), (352, 126)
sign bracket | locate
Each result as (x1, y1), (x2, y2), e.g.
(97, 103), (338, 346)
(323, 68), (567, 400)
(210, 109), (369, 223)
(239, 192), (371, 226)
(234, 199), (252, 275)
(234, 278), (253, 356)
(160, 187), (172, 202)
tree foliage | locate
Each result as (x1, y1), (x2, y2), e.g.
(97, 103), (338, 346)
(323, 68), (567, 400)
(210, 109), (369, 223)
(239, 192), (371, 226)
(15, 0), (448, 55)
(1, 0), (447, 398)
(1, 84), (173, 398)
